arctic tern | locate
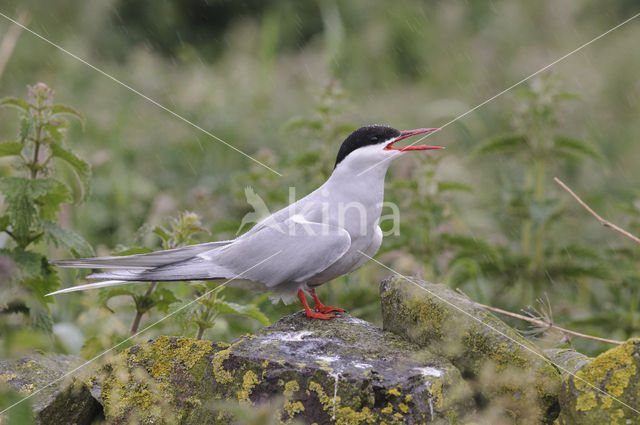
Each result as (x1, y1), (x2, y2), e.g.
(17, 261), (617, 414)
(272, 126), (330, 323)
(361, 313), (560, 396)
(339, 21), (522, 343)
(48, 125), (443, 319)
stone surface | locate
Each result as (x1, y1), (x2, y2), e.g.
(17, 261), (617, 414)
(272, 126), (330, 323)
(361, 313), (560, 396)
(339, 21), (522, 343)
(6, 276), (634, 424)
(380, 276), (562, 424)
(0, 353), (102, 424)
(555, 338), (640, 425)
(544, 348), (592, 377)
(101, 313), (474, 424)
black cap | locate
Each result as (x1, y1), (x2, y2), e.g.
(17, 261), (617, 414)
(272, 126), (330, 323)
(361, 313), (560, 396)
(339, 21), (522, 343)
(334, 125), (400, 168)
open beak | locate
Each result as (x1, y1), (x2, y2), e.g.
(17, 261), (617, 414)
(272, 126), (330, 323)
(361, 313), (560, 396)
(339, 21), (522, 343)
(384, 128), (444, 151)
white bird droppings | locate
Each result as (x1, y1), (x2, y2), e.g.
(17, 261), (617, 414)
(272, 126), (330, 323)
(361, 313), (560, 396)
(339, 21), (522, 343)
(260, 331), (314, 343)
(316, 355), (339, 363)
(412, 366), (443, 377)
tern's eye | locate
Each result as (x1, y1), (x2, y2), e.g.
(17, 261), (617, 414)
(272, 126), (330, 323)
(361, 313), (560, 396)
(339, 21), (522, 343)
(370, 136), (378, 142)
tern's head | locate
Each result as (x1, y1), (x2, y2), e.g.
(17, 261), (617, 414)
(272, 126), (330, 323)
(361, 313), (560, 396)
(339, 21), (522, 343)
(333, 125), (442, 171)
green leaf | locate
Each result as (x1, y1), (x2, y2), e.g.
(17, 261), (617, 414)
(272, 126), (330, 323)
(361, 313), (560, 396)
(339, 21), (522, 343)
(114, 247), (154, 256)
(49, 142), (91, 199)
(152, 287), (179, 313)
(7, 249), (43, 277)
(42, 221), (95, 258)
(9, 252), (61, 304)
(44, 123), (64, 142)
(0, 177), (72, 243)
(0, 177), (40, 243)
(437, 181), (473, 193)
(552, 135), (604, 162)
(0, 214), (10, 232)
(214, 300), (270, 325)
(36, 179), (72, 220)
(99, 287), (136, 310)
(152, 226), (171, 242)
(474, 135), (529, 156)
(52, 104), (86, 128)
(0, 97), (29, 112)
(0, 142), (23, 157)
(20, 118), (33, 142)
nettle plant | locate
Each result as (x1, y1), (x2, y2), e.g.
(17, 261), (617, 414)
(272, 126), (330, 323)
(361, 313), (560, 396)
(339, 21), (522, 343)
(0, 83), (93, 343)
(448, 74), (608, 305)
(100, 211), (208, 335)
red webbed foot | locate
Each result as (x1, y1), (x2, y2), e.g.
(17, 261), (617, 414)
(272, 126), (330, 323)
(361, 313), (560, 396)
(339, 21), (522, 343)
(310, 288), (345, 314)
(298, 289), (340, 320)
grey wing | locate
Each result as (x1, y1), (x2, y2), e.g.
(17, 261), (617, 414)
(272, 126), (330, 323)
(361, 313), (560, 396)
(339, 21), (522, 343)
(197, 220), (352, 287)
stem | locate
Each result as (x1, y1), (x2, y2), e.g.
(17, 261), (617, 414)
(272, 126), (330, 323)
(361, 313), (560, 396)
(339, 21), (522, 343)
(554, 177), (640, 245)
(30, 125), (42, 179)
(456, 288), (623, 345)
(129, 282), (158, 335)
(129, 311), (144, 336)
(196, 326), (205, 340)
(533, 159), (545, 276)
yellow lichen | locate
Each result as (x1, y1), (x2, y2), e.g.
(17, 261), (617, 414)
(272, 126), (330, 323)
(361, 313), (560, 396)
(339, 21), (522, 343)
(283, 400), (305, 419)
(237, 370), (260, 404)
(393, 412), (403, 419)
(575, 391), (597, 412)
(284, 380), (300, 397)
(308, 381), (337, 411)
(404, 394), (413, 403)
(381, 403), (393, 414)
(211, 346), (233, 384)
(333, 406), (378, 425)
(573, 338), (638, 411)
(398, 403), (409, 413)
(146, 336), (212, 379)
(0, 373), (18, 385)
(19, 383), (35, 395)
(308, 381), (379, 424)
(386, 387), (401, 397)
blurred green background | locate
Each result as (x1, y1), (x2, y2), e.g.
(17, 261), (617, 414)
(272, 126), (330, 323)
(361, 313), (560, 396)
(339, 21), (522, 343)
(1, 0), (639, 358)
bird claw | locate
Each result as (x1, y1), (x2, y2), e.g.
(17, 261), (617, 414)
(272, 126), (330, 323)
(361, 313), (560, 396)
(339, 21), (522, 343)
(315, 305), (345, 314)
(305, 310), (336, 320)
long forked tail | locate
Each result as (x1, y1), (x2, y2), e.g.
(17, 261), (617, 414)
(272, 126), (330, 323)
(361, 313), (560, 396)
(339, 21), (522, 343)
(51, 240), (232, 269)
(47, 240), (235, 296)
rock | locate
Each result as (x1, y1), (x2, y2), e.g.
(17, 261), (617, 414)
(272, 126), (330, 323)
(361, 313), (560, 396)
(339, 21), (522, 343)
(556, 338), (640, 424)
(380, 276), (562, 424)
(101, 313), (474, 424)
(544, 348), (592, 376)
(0, 353), (102, 424)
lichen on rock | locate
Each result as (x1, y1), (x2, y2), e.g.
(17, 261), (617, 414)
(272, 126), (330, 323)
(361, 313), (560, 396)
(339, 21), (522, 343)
(379, 276), (562, 424)
(556, 338), (640, 424)
(0, 353), (101, 425)
(99, 311), (472, 424)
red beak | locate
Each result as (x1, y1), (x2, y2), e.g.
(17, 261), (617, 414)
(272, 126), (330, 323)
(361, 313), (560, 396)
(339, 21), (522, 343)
(384, 128), (443, 151)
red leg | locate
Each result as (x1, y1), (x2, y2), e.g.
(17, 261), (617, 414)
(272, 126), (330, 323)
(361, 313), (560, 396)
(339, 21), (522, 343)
(298, 290), (336, 319)
(310, 289), (344, 314)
